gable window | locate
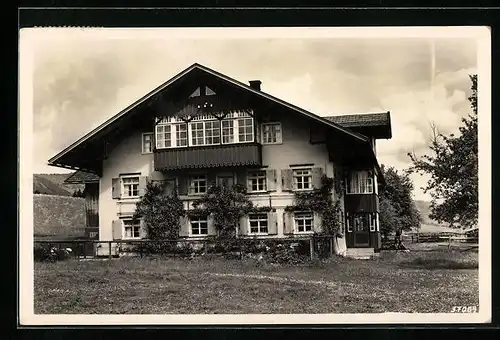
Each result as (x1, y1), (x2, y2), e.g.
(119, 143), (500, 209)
(156, 125), (172, 149)
(175, 123), (188, 147)
(293, 169), (312, 191)
(221, 119), (234, 144)
(190, 175), (207, 195)
(294, 212), (313, 233)
(123, 219), (141, 239)
(262, 123), (282, 144)
(217, 174), (234, 188)
(190, 217), (208, 236)
(205, 120), (221, 145)
(238, 117), (254, 142)
(142, 133), (154, 153)
(248, 213), (268, 234)
(122, 176), (139, 198)
(247, 171), (266, 192)
(347, 171), (374, 194)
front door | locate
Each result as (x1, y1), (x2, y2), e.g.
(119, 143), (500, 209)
(352, 214), (370, 247)
(346, 213), (371, 247)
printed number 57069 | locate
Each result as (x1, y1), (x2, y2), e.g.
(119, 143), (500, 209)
(451, 306), (478, 313)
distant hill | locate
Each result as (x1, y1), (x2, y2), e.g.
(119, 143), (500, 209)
(33, 173), (84, 196)
(413, 200), (461, 233)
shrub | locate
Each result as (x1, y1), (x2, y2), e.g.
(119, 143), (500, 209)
(34, 244), (73, 262)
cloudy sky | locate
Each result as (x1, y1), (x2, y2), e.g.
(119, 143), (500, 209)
(26, 28), (479, 201)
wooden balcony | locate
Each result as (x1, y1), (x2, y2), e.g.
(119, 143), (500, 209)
(154, 142), (262, 170)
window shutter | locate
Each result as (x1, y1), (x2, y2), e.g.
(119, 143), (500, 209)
(112, 220), (122, 240)
(283, 212), (294, 235)
(207, 214), (217, 236)
(313, 212), (322, 233)
(238, 215), (248, 236)
(179, 216), (190, 237)
(266, 169), (277, 191)
(138, 176), (148, 197)
(178, 176), (189, 196)
(311, 167), (323, 189)
(281, 169), (293, 191)
(236, 171), (247, 190)
(207, 172), (217, 189)
(139, 219), (148, 239)
(267, 212), (278, 235)
(112, 178), (120, 199)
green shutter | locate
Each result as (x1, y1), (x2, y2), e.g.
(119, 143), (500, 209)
(266, 169), (277, 191)
(178, 176), (189, 196)
(281, 169), (293, 191)
(139, 219), (148, 239)
(112, 220), (122, 240)
(112, 178), (120, 199)
(313, 212), (322, 233)
(207, 214), (217, 236)
(179, 216), (190, 237)
(138, 176), (148, 196)
(238, 215), (248, 236)
(283, 212), (294, 235)
(267, 212), (278, 235)
(311, 167), (323, 189)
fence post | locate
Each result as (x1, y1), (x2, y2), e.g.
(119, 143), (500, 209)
(108, 241), (112, 260)
(309, 237), (314, 260)
(83, 242), (86, 259)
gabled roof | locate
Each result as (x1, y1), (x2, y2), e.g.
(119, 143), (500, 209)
(64, 170), (100, 184)
(48, 63), (371, 168)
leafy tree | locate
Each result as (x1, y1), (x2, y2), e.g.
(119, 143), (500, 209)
(191, 184), (254, 239)
(379, 199), (399, 240)
(408, 74), (478, 228)
(379, 165), (421, 234)
(133, 181), (185, 239)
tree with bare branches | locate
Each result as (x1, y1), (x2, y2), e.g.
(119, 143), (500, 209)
(408, 75), (478, 228)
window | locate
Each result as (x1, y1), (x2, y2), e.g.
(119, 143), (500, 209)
(248, 213), (268, 234)
(217, 175), (234, 188)
(156, 125), (172, 149)
(262, 123), (282, 144)
(191, 122), (205, 146)
(122, 176), (139, 198)
(347, 171), (374, 194)
(164, 178), (177, 195)
(190, 217), (208, 235)
(222, 120), (234, 144)
(190, 175), (207, 195)
(205, 120), (221, 145)
(175, 123), (188, 147)
(123, 219), (141, 239)
(247, 171), (266, 192)
(293, 169), (312, 190)
(294, 212), (313, 233)
(142, 133), (153, 153)
(238, 118), (254, 142)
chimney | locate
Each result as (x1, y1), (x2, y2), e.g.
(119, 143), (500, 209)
(249, 80), (262, 91)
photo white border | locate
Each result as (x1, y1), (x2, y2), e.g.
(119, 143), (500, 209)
(19, 26), (492, 326)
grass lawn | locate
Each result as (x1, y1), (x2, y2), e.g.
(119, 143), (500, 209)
(34, 247), (479, 314)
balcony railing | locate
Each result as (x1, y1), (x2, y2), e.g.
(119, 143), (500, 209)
(154, 142), (262, 170)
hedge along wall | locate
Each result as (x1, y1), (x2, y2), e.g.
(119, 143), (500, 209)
(33, 194), (86, 240)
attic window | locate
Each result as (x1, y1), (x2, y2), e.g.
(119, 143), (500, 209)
(206, 86), (216, 96)
(189, 86), (216, 98)
(189, 87), (201, 98)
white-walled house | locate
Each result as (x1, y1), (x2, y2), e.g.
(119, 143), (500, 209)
(53, 63), (392, 256)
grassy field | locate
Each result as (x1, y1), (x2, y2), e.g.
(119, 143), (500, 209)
(34, 246), (479, 314)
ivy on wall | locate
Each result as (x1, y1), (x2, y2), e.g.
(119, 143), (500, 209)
(285, 174), (344, 237)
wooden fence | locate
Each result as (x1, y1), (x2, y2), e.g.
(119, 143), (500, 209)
(34, 236), (338, 261)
